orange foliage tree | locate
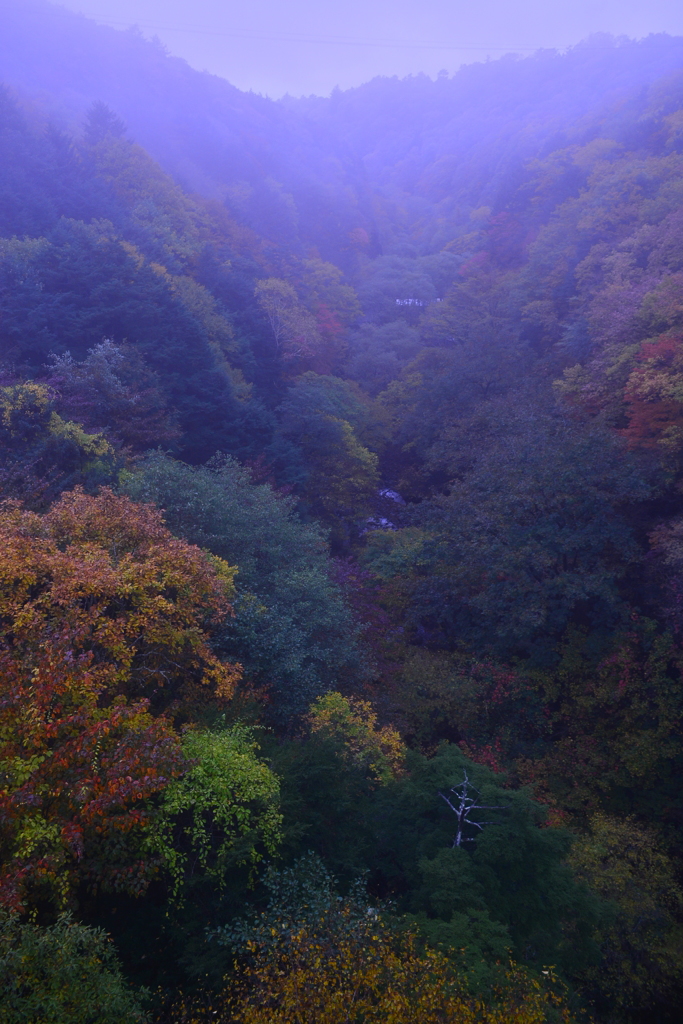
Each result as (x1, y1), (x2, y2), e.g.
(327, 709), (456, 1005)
(170, 920), (577, 1024)
(0, 488), (240, 911)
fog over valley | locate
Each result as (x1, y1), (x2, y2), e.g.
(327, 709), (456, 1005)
(2, 3), (683, 1022)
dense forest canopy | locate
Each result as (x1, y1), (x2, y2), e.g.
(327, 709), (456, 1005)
(2, 2), (683, 1022)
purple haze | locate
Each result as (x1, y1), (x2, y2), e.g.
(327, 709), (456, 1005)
(53, 0), (683, 96)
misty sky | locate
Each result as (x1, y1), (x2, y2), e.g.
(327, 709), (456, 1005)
(57, 1), (683, 97)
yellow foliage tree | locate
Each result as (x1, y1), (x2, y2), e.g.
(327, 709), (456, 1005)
(169, 920), (577, 1024)
(569, 813), (683, 1018)
(255, 277), (322, 362)
(309, 692), (405, 784)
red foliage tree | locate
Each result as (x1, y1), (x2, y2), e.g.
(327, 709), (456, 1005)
(0, 488), (240, 911)
(623, 334), (683, 449)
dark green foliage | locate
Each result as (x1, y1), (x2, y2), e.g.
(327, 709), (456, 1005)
(83, 101), (127, 146)
(262, 732), (378, 878)
(371, 744), (600, 978)
(0, 912), (147, 1024)
(122, 452), (365, 717)
(0, 376), (119, 508)
(248, 740), (600, 987)
(568, 814), (683, 1022)
(344, 320), (421, 395)
(355, 255), (439, 325)
(274, 372), (382, 536)
(0, 220), (243, 462)
(366, 394), (654, 658)
(0, 86), (123, 239)
(46, 340), (179, 452)
(213, 853), (372, 955)
(0, 86), (282, 468)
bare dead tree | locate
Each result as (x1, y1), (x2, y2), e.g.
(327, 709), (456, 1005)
(438, 771), (508, 847)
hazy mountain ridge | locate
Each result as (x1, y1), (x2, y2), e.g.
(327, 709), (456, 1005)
(2, 1), (683, 261)
(4, 4), (683, 1022)
(0, 0), (369, 260)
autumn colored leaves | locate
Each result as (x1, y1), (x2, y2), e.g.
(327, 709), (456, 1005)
(0, 488), (241, 911)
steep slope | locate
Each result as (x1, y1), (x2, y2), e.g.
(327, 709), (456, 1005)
(0, 0), (371, 260)
(3, 3), (683, 261)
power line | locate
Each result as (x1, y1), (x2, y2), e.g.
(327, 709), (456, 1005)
(92, 20), (552, 52)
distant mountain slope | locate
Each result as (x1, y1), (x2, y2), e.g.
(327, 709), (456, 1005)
(0, 0), (371, 260)
(1, 2), (683, 258)
(286, 35), (683, 248)
(291, 34), (683, 182)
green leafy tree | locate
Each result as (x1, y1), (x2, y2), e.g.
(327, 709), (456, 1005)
(309, 692), (405, 785)
(365, 394), (651, 658)
(356, 254), (438, 325)
(254, 277), (321, 363)
(0, 376), (117, 508)
(0, 912), (147, 1024)
(371, 743), (599, 980)
(145, 728), (282, 901)
(344, 320), (421, 396)
(47, 340), (179, 452)
(514, 621), (683, 830)
(277, 372), (381, 542)
(122, 452), (365, 717)
(83, 101), (127, 146)
(0, 222), (241, 463)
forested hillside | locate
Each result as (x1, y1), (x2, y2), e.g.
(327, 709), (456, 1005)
(2, 4), (683, 1022)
